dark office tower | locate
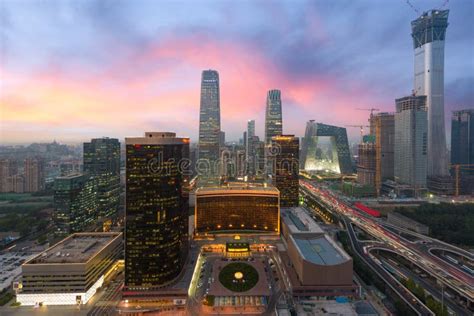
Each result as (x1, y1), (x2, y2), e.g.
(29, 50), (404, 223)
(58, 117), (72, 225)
(24, 157), (44, 193)
(412, 10), (449, 177)
(219, 131), (225, 148)
(53, 173), (98, 234)
(246, 120), (256, 176)
(265, 90), (283, 144)
(374, 113), (395, 195)
(451, 109), (474, 166)
(83, 138), (120, 218)
(451, 109), (474, 194)
(198, 70), (221, 187)
(255, 139), (266, 178)
(272, 135), (299, 207)
(124, 132), (189, 294)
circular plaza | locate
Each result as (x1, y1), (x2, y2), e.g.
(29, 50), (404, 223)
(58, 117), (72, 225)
(218, 262), (259, 292)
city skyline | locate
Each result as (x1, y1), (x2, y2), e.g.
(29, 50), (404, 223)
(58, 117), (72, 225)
(1, 0), (473, 145)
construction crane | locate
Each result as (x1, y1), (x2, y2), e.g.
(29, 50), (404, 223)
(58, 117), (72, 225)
(356, 108), (380, 133)
(346, 125), (370, 142)
(356, 108), (380, 117)
(405, 0), (449, 15)
(450, 164), (474, 196)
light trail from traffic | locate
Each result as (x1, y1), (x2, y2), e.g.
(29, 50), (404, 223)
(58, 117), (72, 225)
(300, 180), (474, 309)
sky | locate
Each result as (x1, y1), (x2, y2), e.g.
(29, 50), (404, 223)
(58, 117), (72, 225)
(1, 0), (473, 145)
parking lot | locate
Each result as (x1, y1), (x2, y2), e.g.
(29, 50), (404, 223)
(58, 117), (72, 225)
(0, 251), (38, 292)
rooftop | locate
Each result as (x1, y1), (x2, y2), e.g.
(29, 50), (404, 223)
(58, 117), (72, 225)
(281, 207), (324, 236)
(26, 232), (121, 265)
(125, 132), (190, 145)
(292, 235), (349, 265)
(196, 183), (279, 194)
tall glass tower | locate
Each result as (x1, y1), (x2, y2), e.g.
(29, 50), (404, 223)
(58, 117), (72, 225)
(411, 10), (449, 177)
(83, 138), (120, 218)
(264, 90), (283, 177)
(394, 96), (428, 192)
(246, 120), (256, 175)
(124, 132), (189, 294)
(264, 89), (283, 144)
(198, 70), (221, 186)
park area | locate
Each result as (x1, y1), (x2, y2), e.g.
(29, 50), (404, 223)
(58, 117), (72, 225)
(218, 262), (259, 292)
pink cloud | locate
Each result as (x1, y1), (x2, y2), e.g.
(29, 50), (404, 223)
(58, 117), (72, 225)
(1, 35), (384, 144)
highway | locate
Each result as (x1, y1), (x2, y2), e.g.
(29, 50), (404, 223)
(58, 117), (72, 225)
(375, 254), (470, 316)
(345, 217), (434, 315)
(300, 180), (474, 314)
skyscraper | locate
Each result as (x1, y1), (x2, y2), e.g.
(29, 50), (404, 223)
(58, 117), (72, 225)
(198, 70), (221, 186)
(272, 135), (299, 207)
(374, 113), (395, 194)
(265, 90), (283, 176)
(24, 157), (45, 193)
(83, 138), (121, 218)
(265, 90), (283, 144)
(124, 132), (189, 294)
(300, 121), (352, 174)
(394, 96), (428, 192)
(53, 173), (98, 234)
(411, 10), (449, 177)
(451, 109), (474, 166)
(357, 142), (376, 187)
(451, 109), (474, 195)
(219, 131), (225, 148)
(246, 120), (256, 176)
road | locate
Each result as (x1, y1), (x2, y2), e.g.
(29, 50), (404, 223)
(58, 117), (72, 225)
(87, 276), (123, 316)
(377, 256), (470, 316)
(344, 217), (434, 316)
(301, 180), (474, 314)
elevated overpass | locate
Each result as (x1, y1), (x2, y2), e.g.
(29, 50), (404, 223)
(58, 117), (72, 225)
(300, 180), (474, 311)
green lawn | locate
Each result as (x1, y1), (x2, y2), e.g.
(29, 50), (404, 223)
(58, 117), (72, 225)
(218, 262), (259, 292)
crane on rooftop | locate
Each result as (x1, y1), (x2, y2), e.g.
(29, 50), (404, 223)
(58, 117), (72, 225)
(346, 125), (370, 142)
(356, 108), (380, 133)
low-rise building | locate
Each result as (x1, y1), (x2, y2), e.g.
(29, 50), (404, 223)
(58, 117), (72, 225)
(17, 232), (122, 306)
(280, 208), (356, 298)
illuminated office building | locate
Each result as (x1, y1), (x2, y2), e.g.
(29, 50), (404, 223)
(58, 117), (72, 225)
(301, 121), (352, 174)
(124, 132), (189, 294)
(195, 183), (280, 235)
(83, 138), (120, 218)
(272, 135), (299, 207)
(53, 173), (98, 234)
(17, 232), (122, 306)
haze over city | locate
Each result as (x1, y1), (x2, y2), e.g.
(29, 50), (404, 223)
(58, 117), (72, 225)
(1, 0), (473, 144)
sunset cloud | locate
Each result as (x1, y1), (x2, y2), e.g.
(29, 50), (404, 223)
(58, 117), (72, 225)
(1, 0), (472, 144)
